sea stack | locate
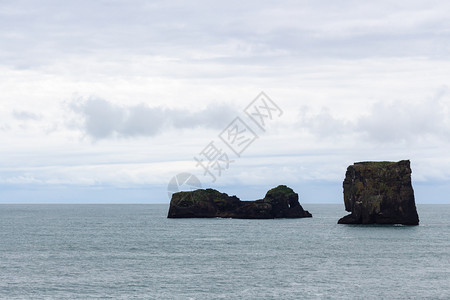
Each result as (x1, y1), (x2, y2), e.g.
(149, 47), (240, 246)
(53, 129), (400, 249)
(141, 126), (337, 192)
(168, 185), (312, 219)
(338, 160), (419, 225)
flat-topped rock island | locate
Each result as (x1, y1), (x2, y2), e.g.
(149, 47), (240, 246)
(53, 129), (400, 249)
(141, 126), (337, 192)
(168, 185), (312, 219)
(338, 160), (419, 225)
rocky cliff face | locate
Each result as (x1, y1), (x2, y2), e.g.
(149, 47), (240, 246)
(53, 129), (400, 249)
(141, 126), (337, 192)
(167, 185), (312, 219)
(338, 160), (419, 225)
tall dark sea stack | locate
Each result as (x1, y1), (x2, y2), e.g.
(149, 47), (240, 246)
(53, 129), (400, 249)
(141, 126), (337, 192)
(168, 185), (312, 219)
(338, 160), (419, 225)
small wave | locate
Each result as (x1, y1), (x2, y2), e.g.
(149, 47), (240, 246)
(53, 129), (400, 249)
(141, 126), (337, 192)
(194, 238), (225, 241)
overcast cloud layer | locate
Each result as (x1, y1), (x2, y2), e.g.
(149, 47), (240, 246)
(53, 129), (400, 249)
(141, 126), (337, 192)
(1, 0), (450, 203)
(2, 0), (450, 65)
(69, 98), (238, 139)
(67, 90), (450, 144)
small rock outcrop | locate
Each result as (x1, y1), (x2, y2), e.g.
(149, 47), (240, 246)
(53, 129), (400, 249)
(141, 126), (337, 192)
(338, 160), (419, 225)
(167, 185), (312, 219)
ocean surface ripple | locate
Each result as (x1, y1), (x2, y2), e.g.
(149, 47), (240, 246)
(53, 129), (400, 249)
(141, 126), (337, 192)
(0, 204), (449, 299)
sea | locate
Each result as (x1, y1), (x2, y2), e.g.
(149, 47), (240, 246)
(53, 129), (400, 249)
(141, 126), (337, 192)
(0, 204), (449, 299)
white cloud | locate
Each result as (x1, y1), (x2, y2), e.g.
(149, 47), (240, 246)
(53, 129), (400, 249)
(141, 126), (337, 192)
(2, 0), (450, 71)
(297, 85), (450, 144)
(1, 0), (450, 202)
(68, 97), (238, 139)
(12, 110), (42, 121)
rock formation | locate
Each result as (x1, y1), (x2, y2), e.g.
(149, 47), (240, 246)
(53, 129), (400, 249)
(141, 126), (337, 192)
(338, 160), (419, 225)
(167, 185), (312, 219)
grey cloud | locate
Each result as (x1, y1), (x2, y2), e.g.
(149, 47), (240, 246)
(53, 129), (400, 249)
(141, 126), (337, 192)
(299, 87), (450, 143)
(357, 86), (450, 142)
(171, 103), (238, 129)
(357, 100), (444, 143)
(75, 98), (124, 139)
(0, 124), (10, 131)
(121, 104), (166, 137)
(70, 98), (238, 139)
(2, 0), (450, 70)
(298, 106), (353, 137)
(12, 110), (42, 121)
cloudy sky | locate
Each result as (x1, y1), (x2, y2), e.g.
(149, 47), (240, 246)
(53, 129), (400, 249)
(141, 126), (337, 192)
(1, 0), (450, 203)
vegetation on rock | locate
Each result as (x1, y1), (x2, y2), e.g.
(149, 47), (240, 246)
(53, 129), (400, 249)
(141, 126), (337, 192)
(338, 160), (419, 225)
(168, 185), (312, 219)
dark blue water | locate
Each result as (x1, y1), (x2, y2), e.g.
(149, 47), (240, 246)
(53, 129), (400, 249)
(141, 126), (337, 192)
(0, 204), (449, 299)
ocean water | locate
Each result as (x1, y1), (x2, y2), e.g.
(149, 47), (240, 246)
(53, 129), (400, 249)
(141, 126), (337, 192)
(0, 204), (449, 299)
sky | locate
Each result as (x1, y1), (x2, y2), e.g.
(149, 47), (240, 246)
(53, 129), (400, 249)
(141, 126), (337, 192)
(1, 0), (450, 203)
